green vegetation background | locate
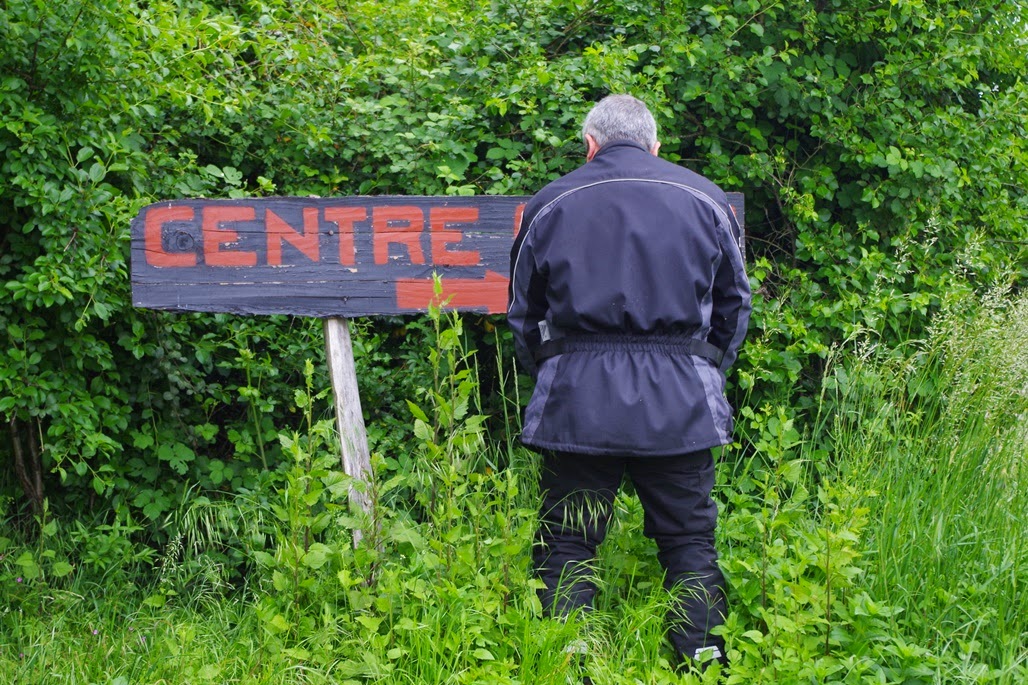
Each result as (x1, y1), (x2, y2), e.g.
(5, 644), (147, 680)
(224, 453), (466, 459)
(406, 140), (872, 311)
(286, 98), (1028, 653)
(1, 0), (1026, 682)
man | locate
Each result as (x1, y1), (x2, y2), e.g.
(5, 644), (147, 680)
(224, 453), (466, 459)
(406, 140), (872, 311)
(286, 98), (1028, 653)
(507, 94), (750, 669)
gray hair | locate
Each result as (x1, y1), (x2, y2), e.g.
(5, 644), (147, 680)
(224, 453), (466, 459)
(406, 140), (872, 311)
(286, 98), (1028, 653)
(581, 94), (658, 149)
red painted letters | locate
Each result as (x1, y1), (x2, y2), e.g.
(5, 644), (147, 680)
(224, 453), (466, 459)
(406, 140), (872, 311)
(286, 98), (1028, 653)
(430, 207), (480, 266)
(145, 205), (197, 267)
(267, 207), (320, 266)
(203, 206), (257, 267)
(373, 206), (425, 265)
(324, 206), (366, 266)
(513, 203), (526, 236)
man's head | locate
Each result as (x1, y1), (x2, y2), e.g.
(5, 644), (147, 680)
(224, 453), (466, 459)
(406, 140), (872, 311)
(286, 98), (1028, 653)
(582, 94), (660, 161)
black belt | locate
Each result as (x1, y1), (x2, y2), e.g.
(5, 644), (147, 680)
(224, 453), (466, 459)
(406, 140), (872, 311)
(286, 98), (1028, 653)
(533, 333), (724, 366)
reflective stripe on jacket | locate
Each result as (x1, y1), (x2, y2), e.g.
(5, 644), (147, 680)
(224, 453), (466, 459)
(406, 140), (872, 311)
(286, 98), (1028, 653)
(507, 140), (751, 456)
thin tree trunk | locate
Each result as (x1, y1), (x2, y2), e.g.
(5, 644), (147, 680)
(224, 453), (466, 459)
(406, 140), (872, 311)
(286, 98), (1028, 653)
(9, 416), (44, 514)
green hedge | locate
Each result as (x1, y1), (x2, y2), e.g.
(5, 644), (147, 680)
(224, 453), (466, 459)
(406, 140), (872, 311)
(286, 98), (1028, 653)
(2, 0), (1026, 524)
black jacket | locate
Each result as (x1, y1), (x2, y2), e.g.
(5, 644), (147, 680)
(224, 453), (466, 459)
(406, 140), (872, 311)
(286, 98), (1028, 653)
(507, 140), (751, 456)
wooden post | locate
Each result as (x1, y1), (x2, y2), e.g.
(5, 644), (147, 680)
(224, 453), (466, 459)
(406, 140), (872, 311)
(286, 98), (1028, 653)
(323, 316), (373, 545)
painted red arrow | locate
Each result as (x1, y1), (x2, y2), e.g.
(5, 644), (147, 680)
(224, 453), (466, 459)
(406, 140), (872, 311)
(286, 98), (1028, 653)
(396, 270), (509, 314)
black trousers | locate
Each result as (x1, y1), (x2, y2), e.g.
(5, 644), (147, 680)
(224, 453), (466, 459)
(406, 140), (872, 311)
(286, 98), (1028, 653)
(534, 449), (726, 659)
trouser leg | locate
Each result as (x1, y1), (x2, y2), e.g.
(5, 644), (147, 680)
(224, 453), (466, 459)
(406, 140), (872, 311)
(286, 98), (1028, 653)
(534, 451), (623, 616)
(628, 449), (726, 661)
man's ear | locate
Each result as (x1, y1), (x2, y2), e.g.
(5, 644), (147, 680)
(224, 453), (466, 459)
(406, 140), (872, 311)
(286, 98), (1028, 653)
(585, 134), (601, 162)
(650, 141), (661, 156)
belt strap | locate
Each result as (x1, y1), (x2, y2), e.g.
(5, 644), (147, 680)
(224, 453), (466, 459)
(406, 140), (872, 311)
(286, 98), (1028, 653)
(533, 333), (724, 366)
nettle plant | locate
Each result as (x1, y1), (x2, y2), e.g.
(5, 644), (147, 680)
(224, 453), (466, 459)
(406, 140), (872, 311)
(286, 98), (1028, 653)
(716, 431), (938, 684)
(240, 301), (540, 673)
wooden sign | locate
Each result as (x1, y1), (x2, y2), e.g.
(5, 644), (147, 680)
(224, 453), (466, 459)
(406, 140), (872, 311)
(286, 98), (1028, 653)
(130, 194), (744, 316)
(131, 197), (527, 317)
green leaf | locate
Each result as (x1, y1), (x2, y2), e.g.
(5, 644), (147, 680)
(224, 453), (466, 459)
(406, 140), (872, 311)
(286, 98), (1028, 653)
(132, 431), (155, 449)
(302, 543), (332, 570)
(413, 418), (433, 442)
(779, 459), (806, 485)
(272, 570), (291, 593)
(143, 594), (167, 608)
(266, 614), (291, 633)
(406, 400), (429, 423)
(356, 615), (383, 632)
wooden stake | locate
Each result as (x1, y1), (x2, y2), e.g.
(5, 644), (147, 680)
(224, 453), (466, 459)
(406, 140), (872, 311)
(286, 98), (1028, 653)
(323, 316), (373, 544)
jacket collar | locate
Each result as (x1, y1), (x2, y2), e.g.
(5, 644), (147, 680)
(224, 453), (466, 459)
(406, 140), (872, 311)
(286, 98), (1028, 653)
(596, 139), (649, 155)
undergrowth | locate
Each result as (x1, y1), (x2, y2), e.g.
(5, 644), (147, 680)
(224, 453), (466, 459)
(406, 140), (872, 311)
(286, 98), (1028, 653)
(2, 292), (1027, 683)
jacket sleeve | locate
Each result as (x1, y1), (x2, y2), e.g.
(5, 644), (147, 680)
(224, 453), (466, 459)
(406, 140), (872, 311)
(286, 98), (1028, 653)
(708, 205), (751, 372)
(507, 214), (548, 379)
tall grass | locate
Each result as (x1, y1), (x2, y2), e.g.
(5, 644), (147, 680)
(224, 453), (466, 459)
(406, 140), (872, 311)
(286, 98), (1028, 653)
(826, 290), (1028, 681)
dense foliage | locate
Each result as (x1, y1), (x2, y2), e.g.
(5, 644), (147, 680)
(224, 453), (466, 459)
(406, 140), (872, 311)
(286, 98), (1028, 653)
(1, 0), (1026, 682)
